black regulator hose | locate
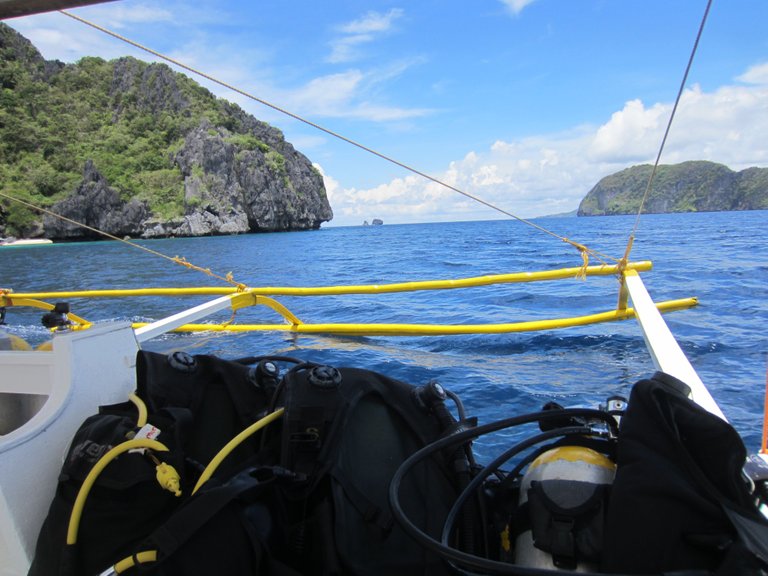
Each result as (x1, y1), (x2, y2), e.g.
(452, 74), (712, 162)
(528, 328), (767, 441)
(441, 426), (593, 551)
(388, 408), (625, 576)
(432, 393), (478, 554)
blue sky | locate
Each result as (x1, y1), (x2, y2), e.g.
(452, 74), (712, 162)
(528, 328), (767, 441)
(7, 0), (768, 226)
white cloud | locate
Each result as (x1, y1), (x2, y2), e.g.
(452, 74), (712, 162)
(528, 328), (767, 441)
(277, 68), (432, 122)
(89, 3), (175, 28)
(339, 9), (404, 35)
(9, 12), (134, 62)
(324, 72), (768, 226)
(499, 0), (538, 16)
(737, 62), (768, 85)
(589, 99), (666, 163)
(291, 70), (365, 111)
(8, 5), (431, 129)
(8, 3), (196, 62)
(328, 9), (404, 63)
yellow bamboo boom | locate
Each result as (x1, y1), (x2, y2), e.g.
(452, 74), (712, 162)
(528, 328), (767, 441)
(130, 297), (696, 337)
(229, 293), (303, 325)
(4, 262), (695, 338)
(5, 261), (652, 300)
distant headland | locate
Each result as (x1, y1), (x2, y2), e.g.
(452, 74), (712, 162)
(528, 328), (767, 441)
(578, 161), (768, 216)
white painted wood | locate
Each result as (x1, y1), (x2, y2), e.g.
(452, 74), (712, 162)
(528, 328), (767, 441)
(625, 273), (726, 420)
(134, 295), (234, 342)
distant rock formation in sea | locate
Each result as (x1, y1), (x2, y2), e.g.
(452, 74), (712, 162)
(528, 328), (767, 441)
(0, 24), (332, 240)
(578, 161), (768, 216)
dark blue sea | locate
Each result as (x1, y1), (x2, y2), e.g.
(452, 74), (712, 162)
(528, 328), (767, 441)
(2, 211), (767, 459)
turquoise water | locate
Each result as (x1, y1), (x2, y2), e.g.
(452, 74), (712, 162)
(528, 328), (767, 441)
(2, 210), (767, 457)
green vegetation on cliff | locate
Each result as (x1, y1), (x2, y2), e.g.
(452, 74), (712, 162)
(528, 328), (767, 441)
(0, 23), (331, 238)
(578, 161), (768, 216)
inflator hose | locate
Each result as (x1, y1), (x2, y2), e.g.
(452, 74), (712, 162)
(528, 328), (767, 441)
(128, 392), (148, 428)
(66, 438), (173, 545)
(111, 408), (286, 573)
(192, 407), (285, 494)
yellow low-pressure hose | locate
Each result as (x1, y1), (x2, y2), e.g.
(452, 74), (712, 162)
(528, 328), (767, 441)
(113, 550), (158, 573)
(192, 407), (285, 494)
(128, 392), (148, 428)
(110, 408), (285, 573)
(66, 438), (177, 545)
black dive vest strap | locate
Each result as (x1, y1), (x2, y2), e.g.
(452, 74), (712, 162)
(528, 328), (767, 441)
(330, 468), (395, 533)
(133, 466), (300, 575)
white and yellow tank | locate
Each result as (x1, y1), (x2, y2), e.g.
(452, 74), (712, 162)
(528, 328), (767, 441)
(514, 445), (616, 572)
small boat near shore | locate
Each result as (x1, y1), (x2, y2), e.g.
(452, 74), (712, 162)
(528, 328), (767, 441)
(0, 238), (53, 247)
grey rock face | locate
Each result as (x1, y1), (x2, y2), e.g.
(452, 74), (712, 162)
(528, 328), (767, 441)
(110, 58), (190, 117)
(4, 35), (334, 240)
(160, 120), (332, 236)
(43, 160), (150, 239)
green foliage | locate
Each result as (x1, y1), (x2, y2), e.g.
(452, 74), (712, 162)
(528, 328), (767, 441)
(265, 150), (294, 192)
(579, 161), (768, 215)
(4, 202), (38, 236)
(134, 169), (185, 219)
(0, 183), (41, 236)
(225, 133), (270, 153)
(0, 26), (282, 231)
(265, 150), (286, 173)
(28, 158), (64, 196)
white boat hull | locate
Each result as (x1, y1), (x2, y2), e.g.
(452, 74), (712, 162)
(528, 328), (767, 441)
(0, 323), (139, 575)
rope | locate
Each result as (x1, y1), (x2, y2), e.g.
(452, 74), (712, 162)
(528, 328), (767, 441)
(0, 190), (246, 290)
(59, 9), (617, 268)
(622, 0), (713, 262)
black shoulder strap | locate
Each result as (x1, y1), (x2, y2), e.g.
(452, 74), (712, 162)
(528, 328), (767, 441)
(138, 466), (293, 567)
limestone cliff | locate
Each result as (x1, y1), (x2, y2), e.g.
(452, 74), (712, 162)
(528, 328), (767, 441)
(0, 24), (332, 239)
(578, 161), (768, 216)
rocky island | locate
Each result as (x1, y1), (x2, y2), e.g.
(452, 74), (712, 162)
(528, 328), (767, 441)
(0, 24), (332, 240)
(578, 161), (768, 216)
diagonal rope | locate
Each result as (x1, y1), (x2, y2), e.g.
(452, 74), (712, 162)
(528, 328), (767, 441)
(622, 0), (713, 266)
(0, 190), (247, 290)
(59, 9), (618, 268)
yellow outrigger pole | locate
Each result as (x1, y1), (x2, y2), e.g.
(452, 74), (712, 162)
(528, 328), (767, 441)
(130, 298), (697, 336)
(2, 261), (698, 337)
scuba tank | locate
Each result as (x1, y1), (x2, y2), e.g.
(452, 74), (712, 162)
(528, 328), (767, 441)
(514, 446), (615, 572)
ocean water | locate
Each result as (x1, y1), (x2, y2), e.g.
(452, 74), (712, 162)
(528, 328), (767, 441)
(2, 210), (767, 459)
